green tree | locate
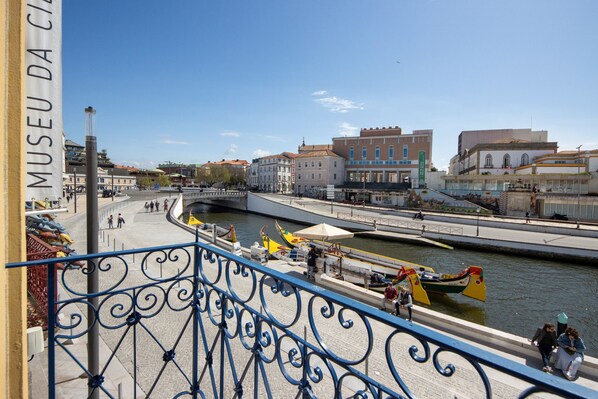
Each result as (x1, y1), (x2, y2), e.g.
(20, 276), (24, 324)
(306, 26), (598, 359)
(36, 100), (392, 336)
(157, 174), (171, 187)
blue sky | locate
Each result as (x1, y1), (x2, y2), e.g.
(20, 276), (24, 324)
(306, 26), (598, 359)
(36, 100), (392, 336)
(62, 0), (598, 170)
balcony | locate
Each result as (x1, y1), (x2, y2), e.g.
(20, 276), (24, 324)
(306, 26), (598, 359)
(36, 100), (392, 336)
(8, 239), (592, 398)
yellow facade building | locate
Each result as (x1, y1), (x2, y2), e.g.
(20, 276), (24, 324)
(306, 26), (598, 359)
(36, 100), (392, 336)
(1, 1), (28, 397)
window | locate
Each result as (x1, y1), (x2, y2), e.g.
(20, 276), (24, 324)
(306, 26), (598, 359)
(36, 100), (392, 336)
(298, 174), (301, 180)
(334, 160), (337, 167)
(403, 145), (408, 160)
(318, 161), (322, 168)
(521, 153), (529, 166)
(318, 173), (321, 179)
(362, 146), (367, 160)
(503, 154), (511, 169)
(349, 147), (354, 160)
(311, 174), (314, 179)
(333, 173), (337, 179)
(311, 161), (315, 167)
(375, 146), (380, 160)
(485, 154), (493, 168)
(389, 146), (394, 160)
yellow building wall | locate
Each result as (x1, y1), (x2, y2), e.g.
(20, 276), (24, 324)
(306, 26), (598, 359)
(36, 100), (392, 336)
(1, 0), (28, 398)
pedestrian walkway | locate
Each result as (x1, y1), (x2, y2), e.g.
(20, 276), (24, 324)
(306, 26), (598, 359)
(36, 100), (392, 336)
(27, 194), (598, 398)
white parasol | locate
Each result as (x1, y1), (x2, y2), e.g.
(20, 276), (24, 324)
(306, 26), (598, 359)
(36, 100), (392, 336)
(293, 223), (354, 241)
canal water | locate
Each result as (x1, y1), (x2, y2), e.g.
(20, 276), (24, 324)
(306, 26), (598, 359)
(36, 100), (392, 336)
(188, 203), (598, 356)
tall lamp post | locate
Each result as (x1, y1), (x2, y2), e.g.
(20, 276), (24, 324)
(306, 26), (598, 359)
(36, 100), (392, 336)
(476, 208), (481, 237)
(111, 168), (114, 202)
(73, 167), (77, 213)
(85, 106), (100, 399)
(577, 145), (582, 229)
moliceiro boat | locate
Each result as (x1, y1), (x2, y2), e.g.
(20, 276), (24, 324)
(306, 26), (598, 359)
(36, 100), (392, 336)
(260, 226), (306, 265)
(274, 222), (486, 304)
(187, 213), (237, 242)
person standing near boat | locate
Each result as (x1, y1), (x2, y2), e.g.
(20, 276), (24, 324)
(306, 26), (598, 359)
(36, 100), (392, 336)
(554, 327), (586, 380)
(395, 287), (413, 321)
(530, 323), (557, 372)
(306, 245), (317, 280)
(380, 283), (398, 311)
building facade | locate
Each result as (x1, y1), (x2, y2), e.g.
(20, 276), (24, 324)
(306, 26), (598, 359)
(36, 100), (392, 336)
(249, 153), (295, 193)
(294, 150), (345, 195)
(332, 126), (433, 188)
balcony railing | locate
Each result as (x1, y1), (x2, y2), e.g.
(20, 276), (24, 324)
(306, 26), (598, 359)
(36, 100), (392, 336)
(7, 235), (592, 399)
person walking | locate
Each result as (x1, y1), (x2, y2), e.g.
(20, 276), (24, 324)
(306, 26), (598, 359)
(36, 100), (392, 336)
(395, 287), (413, 321)
(150, 201), (154, 212)
(144, 202), (149, 212)
(525, 211), (530, 223)
(163, 199), (168, 212)
(380, 283), (398, 311)
(117, 213), (125, 228)
(530, 323), (558, 372)
(107, 214), (114, 229)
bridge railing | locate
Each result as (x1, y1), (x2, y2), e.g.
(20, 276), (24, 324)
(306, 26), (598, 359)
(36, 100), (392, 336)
(7, 237), (591, 398)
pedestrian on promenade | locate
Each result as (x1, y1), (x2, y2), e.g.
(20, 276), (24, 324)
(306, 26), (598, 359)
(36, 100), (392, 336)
(155, 199), (160, 211)
(554, 327), (586, 380)
(107, 214), (114, 229)
(530, 323), (557, 372)
(144, 202), (149, 212)
(66, 195), (70, 204)
(306, 245), (317, 280)
(380, 283), (397, 311)
(117, 213), (125, 228)
(163, 199), (168, 212)
(526, 211), (530, 223)
(150, 202), (154, 212)
(395, 287), (413, 321)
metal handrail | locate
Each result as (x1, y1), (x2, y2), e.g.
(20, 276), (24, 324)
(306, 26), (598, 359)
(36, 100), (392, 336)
(7, 239), (591, 398)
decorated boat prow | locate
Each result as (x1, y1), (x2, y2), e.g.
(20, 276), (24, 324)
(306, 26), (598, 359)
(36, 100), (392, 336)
(461, 266), (486, 302)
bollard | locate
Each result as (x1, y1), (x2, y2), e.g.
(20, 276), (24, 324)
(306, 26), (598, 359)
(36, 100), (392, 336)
(177, 268), (180, 287)
(113, 238), (116, 250)
(557, 312), (568, 337)
(122, 243), (124, 251)
(133, 250), (135, 263)
(365, 357), (369, 376)
(118, 382), (122, 399)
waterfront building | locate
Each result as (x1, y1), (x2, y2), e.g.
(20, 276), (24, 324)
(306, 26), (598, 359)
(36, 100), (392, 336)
(64, 138), (114, 169)
(249, 153), (296, 193)
(294, 149), (345, 196)
(197, 159), (250, 188)
(158, 162), (199, 186)
(332, 126), (432, 188)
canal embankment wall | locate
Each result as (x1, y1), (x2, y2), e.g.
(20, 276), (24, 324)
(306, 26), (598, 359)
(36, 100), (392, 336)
(170, 194), (598, 381)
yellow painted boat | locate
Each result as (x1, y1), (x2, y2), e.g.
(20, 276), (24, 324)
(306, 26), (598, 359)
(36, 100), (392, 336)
(275, 220), (308, 247)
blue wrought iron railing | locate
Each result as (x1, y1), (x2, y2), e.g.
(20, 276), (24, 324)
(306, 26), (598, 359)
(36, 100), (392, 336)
(7, 235), (594, 399)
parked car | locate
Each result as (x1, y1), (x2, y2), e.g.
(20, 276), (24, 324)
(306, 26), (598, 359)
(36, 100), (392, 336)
(550, 213), (568, 221)
(102, 189), (114, 198)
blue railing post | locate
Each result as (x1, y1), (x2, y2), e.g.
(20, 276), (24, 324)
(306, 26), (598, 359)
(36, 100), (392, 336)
(192, 237), (200, 399)
(47, 263), (56, 399)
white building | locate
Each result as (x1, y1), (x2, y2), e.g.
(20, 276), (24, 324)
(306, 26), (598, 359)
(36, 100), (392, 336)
(294, 150), (345, 195)
(250, 153), (295, 193)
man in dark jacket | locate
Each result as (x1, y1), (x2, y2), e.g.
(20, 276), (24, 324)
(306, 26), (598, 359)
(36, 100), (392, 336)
(530, 323), (558, 372)
(306, 245), (317, 280)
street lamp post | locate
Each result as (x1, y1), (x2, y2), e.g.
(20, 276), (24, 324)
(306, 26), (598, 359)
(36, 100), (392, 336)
(577, 145), (582, 229)
(476, 208), (481, 237)
(111, 168), (114, 202)
(85, 106), (99, 399)
(73, 167), (77, 213)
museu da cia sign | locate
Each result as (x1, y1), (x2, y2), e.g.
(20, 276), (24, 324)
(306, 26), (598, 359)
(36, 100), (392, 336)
(24, 0), (63, 201)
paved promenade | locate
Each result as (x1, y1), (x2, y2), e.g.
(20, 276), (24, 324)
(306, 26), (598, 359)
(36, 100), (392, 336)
(28, 193), (598, 398)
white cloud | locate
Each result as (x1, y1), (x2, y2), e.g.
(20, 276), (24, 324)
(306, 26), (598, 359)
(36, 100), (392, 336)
(221, 130), (240, 137)
(338, 122), (359, 136)
(314, 96), (364, 113)
(252, 149), (271, 158)
(312, 90), (328, 96)
(162, 139), (190, 145)
(224, 144), (238, 156)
